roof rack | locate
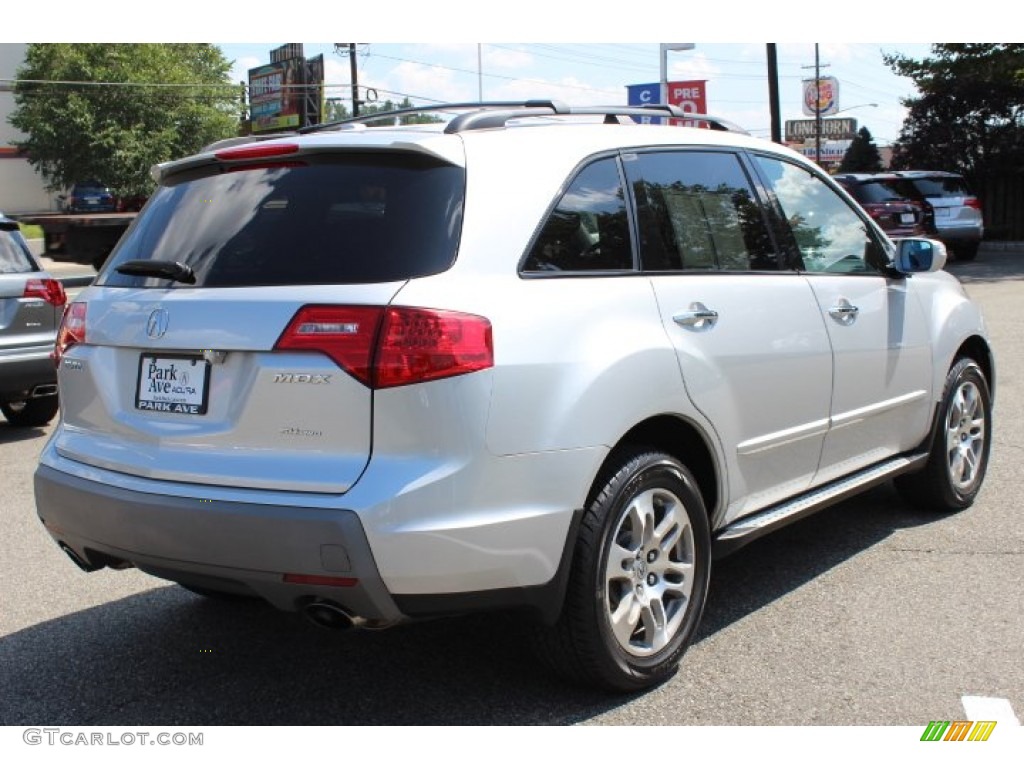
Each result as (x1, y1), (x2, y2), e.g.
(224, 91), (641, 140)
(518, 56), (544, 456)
(298, 100), (748, 136)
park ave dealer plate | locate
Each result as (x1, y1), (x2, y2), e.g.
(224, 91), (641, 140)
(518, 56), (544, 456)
(136, 354), (211, 415)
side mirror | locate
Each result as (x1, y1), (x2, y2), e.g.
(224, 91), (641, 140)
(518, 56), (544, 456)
(895, 237), (947, 274)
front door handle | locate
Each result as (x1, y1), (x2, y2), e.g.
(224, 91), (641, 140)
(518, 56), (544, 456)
(673, 303), (719, 330)
(828, 298), (859, 325)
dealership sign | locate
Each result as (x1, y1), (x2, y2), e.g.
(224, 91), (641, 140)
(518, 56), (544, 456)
(626, 80), (708, 124)
(802, 76), (839, 117)
(785, 117), (857, 142)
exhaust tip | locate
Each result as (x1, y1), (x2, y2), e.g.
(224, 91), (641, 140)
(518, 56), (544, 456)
(59, 543), (103, 572)
(31, 384), (58, 398)
(303, 601), (357, 631)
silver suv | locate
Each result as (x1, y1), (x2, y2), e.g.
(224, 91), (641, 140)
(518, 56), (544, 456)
(34, 102), (994, 691)
(890, 170), (985, 261)
(1, 215), (65, 427)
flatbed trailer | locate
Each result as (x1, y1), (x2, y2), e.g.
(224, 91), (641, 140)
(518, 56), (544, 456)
(14, 212), (136, 269)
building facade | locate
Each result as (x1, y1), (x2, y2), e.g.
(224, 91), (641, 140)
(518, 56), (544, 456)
(1, 43), (59, 213)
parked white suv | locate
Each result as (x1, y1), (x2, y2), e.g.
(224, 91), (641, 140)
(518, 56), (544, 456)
(34, 102), (994, 691)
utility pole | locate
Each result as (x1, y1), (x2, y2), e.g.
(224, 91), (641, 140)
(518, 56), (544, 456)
(815, 44), (821, 165)
(766, 44), (781, 144)
(801, 45), (830, 166)
(349, 43), (360, 117)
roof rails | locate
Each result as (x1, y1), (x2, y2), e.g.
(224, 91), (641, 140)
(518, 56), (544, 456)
(298, 100), (748, 136)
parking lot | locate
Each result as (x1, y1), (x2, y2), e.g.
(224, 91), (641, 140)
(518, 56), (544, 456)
(1, 250), (1021, 726)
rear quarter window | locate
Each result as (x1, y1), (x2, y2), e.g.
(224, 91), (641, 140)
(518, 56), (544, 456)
(98, 153), (465, 288)
(0, 228), (37, 274)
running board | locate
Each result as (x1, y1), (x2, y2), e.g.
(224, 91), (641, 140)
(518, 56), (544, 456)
(713, 453), (929, 558)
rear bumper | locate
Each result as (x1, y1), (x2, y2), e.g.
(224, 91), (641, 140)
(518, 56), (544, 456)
(33, 463), (404, 622)
(933, 220), (984, 244)
(0, 346), (56, 400)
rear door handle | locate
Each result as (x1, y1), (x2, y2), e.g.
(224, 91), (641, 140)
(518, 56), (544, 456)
(673, 303), (719, 330)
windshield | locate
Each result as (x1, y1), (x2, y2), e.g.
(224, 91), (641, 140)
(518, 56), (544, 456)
(99, 153), (465, 288)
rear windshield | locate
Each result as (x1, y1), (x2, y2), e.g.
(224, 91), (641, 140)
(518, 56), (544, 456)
(0, 227), (37, 274)
(849, 180), (909, 204)
(99, 153), (465, 288)
(899, 176), (972, 199)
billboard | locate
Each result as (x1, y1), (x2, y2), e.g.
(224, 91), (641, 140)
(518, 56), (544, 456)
(248, 58), (305, 133)
(247, 45), (326, 134)
(802, 76), (839, 117)
(626, 80), (708, 125)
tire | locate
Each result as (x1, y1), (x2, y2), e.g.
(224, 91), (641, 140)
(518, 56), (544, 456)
(533, 447), (711, 692)
(895, 358), (992, 510)
(1, 395), (59, 427)
(954, 242), (979, 262)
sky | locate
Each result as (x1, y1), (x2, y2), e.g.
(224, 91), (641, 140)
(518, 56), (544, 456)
(220, 42), (933, 146)
(7, 1), (961, 150)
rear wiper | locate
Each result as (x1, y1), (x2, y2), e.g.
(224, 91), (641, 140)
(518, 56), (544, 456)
(116, 260), (196, 285)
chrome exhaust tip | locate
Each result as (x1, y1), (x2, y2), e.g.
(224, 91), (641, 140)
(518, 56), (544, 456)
(303, 601), (357, 630)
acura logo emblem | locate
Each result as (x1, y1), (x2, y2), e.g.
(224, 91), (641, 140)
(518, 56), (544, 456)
(146, 308), (169, 339)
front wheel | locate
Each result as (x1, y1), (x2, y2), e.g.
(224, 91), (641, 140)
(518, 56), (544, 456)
(895, 358), (992, 510)
(533, 448), (711, 691)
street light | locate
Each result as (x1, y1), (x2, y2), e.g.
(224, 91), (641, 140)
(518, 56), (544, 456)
(660, 43), (695, 105)
(834, 103), (878, 115)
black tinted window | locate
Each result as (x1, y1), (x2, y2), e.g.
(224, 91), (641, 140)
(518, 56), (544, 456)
(99, 153), (465, 287)
(0, 228), (36, 274)
(900, 176), (972, 198)
(522, 158), (633, 273)
(627, 151), (777, 271)
(850, 180), (909, 204)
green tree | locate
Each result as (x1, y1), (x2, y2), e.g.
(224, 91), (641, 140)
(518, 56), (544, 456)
(884, 44), (1024, 187)
(322, 96), (444, 126)
(10, 44), (239, 198)
(839, 127), (884, 172)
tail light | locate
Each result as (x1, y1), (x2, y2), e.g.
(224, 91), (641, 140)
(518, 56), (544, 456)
(52, 302), (87, 365)
(215, 143), (300, 161)
(275, 305), (494, 389)
(24, 278), (67, 306)
(964, 196), (982, 211)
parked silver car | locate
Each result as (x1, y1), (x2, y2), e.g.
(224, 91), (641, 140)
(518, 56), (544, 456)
(0, 215), (65, 427)
(34, 102), (994, 691)
(890, 170), (985, 261)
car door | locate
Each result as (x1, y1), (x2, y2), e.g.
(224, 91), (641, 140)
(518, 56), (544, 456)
(751, 154), (934, 484)
(624, 149), (834, 521)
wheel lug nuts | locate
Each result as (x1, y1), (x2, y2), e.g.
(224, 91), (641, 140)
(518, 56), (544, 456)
(647, 550), (657, 563)
(647, 574), (657, 586)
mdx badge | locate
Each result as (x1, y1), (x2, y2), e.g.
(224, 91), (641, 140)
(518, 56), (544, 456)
(272, 373), (332, 384)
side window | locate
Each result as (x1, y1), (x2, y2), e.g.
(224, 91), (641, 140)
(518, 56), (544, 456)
(522, 158), (633, 273)
(626, 150), (778, 271)
(753, 155), (886, 274)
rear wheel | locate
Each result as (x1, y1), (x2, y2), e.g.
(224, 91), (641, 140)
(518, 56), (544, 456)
(533, 448), (711, 692)
(895, 358), (991, 510)
(954, 242), (979, 261)
(1, 396), (59, 427)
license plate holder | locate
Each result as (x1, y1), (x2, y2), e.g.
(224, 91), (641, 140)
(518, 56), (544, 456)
(900, 213), (915, 224)
(136, 353), (211, 415)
